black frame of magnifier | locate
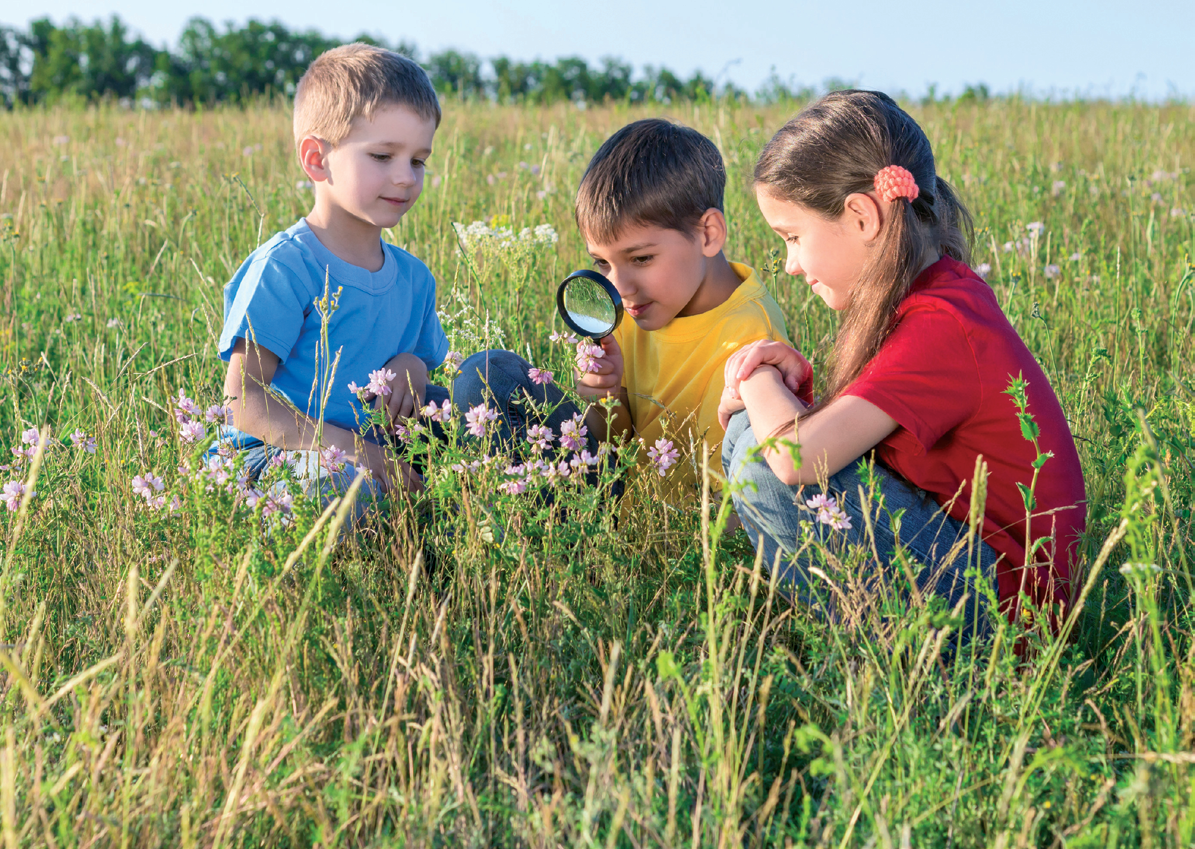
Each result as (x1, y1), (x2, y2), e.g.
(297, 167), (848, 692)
(555, 269), (624, 339)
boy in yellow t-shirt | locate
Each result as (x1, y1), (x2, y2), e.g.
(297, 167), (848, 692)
(574, 119), (791, 497)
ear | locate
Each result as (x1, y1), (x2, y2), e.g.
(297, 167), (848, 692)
(697, 208), (728, 258)
(843, 192), (883, 243)
(298, 136), (332, 182)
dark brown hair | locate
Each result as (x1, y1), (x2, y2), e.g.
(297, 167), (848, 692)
(754, 90), (973, 408)
(575, 119), (725, 243)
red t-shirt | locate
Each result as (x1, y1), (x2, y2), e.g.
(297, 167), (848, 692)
(843, 257), (1086, 616)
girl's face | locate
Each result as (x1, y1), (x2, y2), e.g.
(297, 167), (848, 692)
(755, 189), (874, 311)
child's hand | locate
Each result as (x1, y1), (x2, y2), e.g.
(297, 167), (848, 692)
(724, 341), (813, 403)
(717, 383), (747, 429)
(575, 335), (624, 400)
(376, 353), (428, 428)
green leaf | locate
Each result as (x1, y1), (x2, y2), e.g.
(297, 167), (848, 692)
(1018, 412), (1040, 442)
(1032, 451), (1054, 470)
(1016, 481), (1036, 511)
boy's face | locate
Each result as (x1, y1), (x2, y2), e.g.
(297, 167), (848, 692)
(585, 222), (715, 332)
(306, 103), (436, 230)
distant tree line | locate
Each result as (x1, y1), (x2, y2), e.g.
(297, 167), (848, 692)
(0, 15), (831, 108)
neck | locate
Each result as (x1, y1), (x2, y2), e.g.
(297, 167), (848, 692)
(305, 197), (386, 272)
(677, 252), (742, 318)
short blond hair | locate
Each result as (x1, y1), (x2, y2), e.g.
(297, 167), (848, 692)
(293, 43), (441, 149)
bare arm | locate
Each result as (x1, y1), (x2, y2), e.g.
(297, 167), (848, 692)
(736, 366), (898, 486)
(222, 338), (420, 492)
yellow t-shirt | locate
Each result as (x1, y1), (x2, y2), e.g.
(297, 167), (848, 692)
(613, 262), (791, 497)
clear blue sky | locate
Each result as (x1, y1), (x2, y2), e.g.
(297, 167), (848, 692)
(9, 0), (1194, 100)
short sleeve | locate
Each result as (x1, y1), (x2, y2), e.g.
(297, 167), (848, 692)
(843, 305), (981, 452)
(413, 275), (449, 371)
(218, 253), (313, 364)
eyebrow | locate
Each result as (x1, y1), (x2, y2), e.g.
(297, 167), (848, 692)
(617, 243), (656, 254)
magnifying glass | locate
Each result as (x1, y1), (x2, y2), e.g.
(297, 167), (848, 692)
(555, 269), (623, 340)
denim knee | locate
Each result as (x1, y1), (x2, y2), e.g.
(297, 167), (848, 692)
(455, 349), (530, 406)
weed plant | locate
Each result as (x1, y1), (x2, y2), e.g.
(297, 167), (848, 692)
(0, 97), (1192, 847)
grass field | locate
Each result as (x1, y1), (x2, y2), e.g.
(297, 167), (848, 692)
(0, 97), (1193, 847)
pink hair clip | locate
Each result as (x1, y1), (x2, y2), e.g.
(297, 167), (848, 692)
(874, 165), (920, 203)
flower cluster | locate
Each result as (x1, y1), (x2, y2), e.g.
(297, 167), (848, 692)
(3, 480), (30, 512)
(646, 438), (679, 477)
(549, 330), (579, 345)
(559, 414), (588, 452)
(465, 404), (500, 438)
(805, 493), (853, 531)
(131, 471), (173, 510)
(575, 341), (605, 374)
(453, 219), (559, 257)
(1002, 222), (1045, 257)
(175, 390), (229, 445)
(70, 429), (97, 453)
(528, 367), (553, 385)
(422, 399), (453, 422)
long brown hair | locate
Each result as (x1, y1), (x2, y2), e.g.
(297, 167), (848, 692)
(754, 90), (973, 408)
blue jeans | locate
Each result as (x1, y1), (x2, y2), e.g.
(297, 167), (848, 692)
(723, 411), (995, 642)
(453, 350), (601, 458)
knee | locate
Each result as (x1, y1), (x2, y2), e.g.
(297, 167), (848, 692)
(455, 350), (528, 401)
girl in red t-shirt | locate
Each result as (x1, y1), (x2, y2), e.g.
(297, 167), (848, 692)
(718, 90), (1085, 637)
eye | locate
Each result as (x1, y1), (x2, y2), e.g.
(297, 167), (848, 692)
(784, 235), (799, 245)
(631, 255), (653, 265)
(370, 153), (391, 162)
(592, 258), (610, 269)
(412, 159), (426, 169)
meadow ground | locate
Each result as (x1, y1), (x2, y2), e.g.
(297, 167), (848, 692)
(0, 97), (1193, 847)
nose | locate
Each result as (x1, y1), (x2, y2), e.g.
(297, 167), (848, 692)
(392, 160), (417, 187)
(784, 244), (803, 277)
(606, 268), (637, 300)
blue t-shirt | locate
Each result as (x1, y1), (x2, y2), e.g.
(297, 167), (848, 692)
(218, 219), (449, 432)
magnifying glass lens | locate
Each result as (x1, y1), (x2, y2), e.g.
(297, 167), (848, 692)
(564, 278), (617, 336)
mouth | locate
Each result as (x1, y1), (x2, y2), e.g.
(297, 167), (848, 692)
(624, 302), (651, 318)
(381, 197), (409, 207)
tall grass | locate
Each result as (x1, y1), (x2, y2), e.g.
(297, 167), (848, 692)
(0, 96), (1192, 847)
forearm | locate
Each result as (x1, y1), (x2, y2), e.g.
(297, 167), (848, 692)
(230, 384), (414, 490)
(737, 366), (817, 485)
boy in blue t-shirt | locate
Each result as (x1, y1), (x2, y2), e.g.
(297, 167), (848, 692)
(218, 43), (447, 504)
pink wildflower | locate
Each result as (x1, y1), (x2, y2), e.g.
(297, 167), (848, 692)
(528, 367), (554, 385)
(347, 381), (363, 395)
(465, 404), (499, 438)
(575, 342), (605, 374)
(570, 450), (599, 470)
(421, 399), (453, 422)
(526, 424), (555, 452)
(443, 351), (464, 371)
(499, 478), (527, 495)
(550, 330), (579, 345)
(179, 420), (205, 443)
(805, 493), (833, 511)
(366, 368), (398, 397)
(70, 429), (97, 453)
(647, 438), (679, 477)
(174, 390), (200, 423)
(3, 480), (30, 512)
(204, 404), (230, 424)
(132, 472), (165, 501)
(20, 427), (40, 447)
(559, 414), (589, 452)
(320, 445), (347, 473)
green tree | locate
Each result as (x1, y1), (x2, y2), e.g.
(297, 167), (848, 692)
(0, 25), (31, 106)
(27, 16), (158, 102)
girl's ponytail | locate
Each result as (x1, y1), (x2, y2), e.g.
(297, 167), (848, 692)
(754, 90), (974, 410)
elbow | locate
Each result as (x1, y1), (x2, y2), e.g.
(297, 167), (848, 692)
(766, 454), (802, 487)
